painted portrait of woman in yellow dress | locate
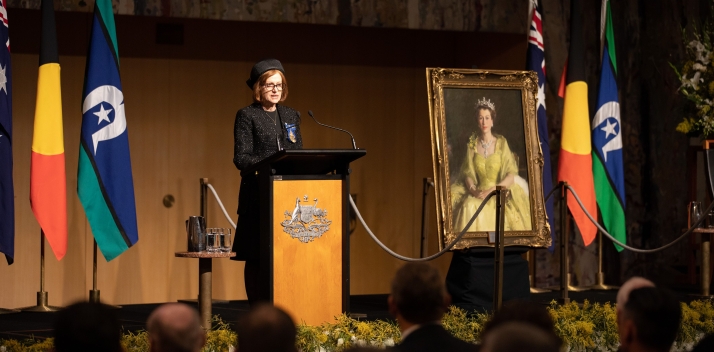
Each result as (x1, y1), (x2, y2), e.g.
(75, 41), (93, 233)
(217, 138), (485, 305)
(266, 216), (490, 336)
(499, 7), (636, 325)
(450, 97), (532, 232)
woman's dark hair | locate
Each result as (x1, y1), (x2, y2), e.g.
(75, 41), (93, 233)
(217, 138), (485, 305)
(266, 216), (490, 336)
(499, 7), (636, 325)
(476, 106), (497, 125)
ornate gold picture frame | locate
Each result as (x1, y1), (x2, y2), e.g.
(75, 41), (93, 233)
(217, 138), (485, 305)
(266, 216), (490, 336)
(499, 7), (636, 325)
(426, 68), (551, 250)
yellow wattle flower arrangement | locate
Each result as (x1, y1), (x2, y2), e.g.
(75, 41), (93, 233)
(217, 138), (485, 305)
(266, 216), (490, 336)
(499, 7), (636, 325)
(2, 300), (714, 351)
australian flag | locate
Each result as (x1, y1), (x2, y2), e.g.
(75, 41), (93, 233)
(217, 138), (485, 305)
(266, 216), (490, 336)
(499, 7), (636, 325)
(0, 0), (13, 264)
(526, 0), (555, 250)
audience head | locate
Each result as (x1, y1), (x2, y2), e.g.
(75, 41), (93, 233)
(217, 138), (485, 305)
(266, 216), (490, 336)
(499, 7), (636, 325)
(616, 276), (655, 313)
(618, 287), (681, 352)
(53, 301), (123, 352)
(147, 303), (206, 352)
(480, 322), (560, 352)
(236, 303), (297, 352)
(388, 262), (450, 325)
(480, 300), (560, 347)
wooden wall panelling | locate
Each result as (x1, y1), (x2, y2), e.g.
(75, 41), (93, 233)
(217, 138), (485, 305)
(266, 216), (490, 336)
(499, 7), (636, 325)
(166, 59), (247, 302)
(95, 57), (172, 304)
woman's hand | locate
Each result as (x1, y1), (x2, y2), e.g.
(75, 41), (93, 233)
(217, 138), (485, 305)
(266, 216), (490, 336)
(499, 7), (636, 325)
(476, 187), (496, 199)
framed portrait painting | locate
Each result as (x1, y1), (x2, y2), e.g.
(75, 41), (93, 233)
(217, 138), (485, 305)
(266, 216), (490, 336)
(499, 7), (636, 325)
(426, 68), (551, 249)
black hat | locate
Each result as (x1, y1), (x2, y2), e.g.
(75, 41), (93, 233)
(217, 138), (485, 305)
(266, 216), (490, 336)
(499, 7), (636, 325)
(246, 58), (285, 88)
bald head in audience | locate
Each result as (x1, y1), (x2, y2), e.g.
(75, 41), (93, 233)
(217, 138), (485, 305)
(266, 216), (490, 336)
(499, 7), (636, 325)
(480, 322), (560, 352)
(236, 303), (297, 352)
(618, 287), (681, 352)
(616, 277), (655, 313)
(147, 303), (206, 352)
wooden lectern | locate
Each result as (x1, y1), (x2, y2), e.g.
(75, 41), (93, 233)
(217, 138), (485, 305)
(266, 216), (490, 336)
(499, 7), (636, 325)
(243, 149), (366, 325)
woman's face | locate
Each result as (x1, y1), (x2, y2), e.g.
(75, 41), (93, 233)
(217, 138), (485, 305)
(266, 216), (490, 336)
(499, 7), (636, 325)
(261, 73), (283, 105)
(478, 108), (493, 133)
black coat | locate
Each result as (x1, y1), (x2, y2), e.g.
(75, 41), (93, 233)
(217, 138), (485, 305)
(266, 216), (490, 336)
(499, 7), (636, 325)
(231, 103), (303, 261)
(389, 325), (479, 352)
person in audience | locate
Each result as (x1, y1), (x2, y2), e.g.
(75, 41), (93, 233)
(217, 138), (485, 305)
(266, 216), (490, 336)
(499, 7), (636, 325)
(147, 303), (206, 352)
(236, 303), (297, 352)
(616, 276), (655, 313)
(479, 300), (561, 348)
(479, 322), (560, 352)
(387, 262), (478, 352)
(53, 301), (123, 352)
(617, 287), (681, 352)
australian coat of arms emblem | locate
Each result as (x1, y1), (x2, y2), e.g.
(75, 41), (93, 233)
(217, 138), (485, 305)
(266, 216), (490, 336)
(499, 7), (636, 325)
(281, 195), (332, 243)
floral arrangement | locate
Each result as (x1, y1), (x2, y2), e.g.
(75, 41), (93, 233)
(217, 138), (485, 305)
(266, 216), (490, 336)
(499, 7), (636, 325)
(2, 300), (713, 352)
(672, 20), (714, 138)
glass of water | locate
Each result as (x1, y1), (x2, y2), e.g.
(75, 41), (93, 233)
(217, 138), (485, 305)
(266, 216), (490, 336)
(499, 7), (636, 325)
(221, 228), (232, 253)
(206, 228), (217, 252)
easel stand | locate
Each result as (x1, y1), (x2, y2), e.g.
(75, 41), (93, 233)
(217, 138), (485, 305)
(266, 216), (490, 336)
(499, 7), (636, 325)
(20, 231), (62, 312)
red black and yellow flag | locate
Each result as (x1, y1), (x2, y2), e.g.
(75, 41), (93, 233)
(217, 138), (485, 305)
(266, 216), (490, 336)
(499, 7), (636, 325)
(557, 0), (598, 245)
(30, 0), (66, 260)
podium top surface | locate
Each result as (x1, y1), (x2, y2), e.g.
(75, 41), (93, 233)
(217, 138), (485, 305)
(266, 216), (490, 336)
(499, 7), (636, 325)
(241, 149), (367, 176)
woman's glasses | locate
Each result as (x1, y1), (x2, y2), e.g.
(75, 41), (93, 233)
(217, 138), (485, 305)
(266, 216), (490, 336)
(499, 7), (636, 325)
(262, 83), (284, 91)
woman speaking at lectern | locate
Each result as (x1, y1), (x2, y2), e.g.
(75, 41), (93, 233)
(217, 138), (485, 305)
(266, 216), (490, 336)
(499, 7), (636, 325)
(231, 59), (303, 304)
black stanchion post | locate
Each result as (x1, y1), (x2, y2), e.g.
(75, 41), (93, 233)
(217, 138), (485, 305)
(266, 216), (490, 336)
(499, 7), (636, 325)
(200, 178), (208, 220)
(493, 186), (507, 312)
(198, 178), (212, 329)
(558, 182), (570, 304)
(419, 177), (433, 258)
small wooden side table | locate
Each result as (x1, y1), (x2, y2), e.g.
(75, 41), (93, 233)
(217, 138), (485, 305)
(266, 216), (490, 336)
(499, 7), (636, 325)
(175, 251), (235, 329)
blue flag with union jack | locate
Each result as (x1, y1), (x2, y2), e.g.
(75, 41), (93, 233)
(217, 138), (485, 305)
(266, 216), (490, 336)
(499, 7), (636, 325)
(0, 0), (13, 264)
(526, 0), (555, 250)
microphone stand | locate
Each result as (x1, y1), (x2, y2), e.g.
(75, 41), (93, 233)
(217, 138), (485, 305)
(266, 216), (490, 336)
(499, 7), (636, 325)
(307, 110), (358, 149)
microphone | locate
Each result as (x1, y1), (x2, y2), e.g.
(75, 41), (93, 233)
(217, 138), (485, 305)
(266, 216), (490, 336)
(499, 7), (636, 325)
(307, 110), (358, 149)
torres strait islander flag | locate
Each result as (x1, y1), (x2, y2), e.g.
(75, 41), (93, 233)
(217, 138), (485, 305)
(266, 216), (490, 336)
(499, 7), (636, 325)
(31, 0), (67, 260)
(78, 0), (138, 261)
(0, 0), (13, 264)
(526, 0), (555, 250)
(592, 0), (626, 251)
(557, 0), (598, 246)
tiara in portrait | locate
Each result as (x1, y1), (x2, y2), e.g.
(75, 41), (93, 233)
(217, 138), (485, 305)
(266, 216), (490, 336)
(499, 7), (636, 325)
(476, 97), (496, 111)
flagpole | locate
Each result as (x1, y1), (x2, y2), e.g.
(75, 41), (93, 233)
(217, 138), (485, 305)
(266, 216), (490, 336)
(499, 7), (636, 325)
(89, 240), (100, 302)
(589, 231), (618, 290)
(528, 249), (550, 293)
(20, 230), (62, 312)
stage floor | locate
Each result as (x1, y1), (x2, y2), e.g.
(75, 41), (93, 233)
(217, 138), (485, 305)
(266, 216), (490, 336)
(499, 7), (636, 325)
(0, 288), (703, 342)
